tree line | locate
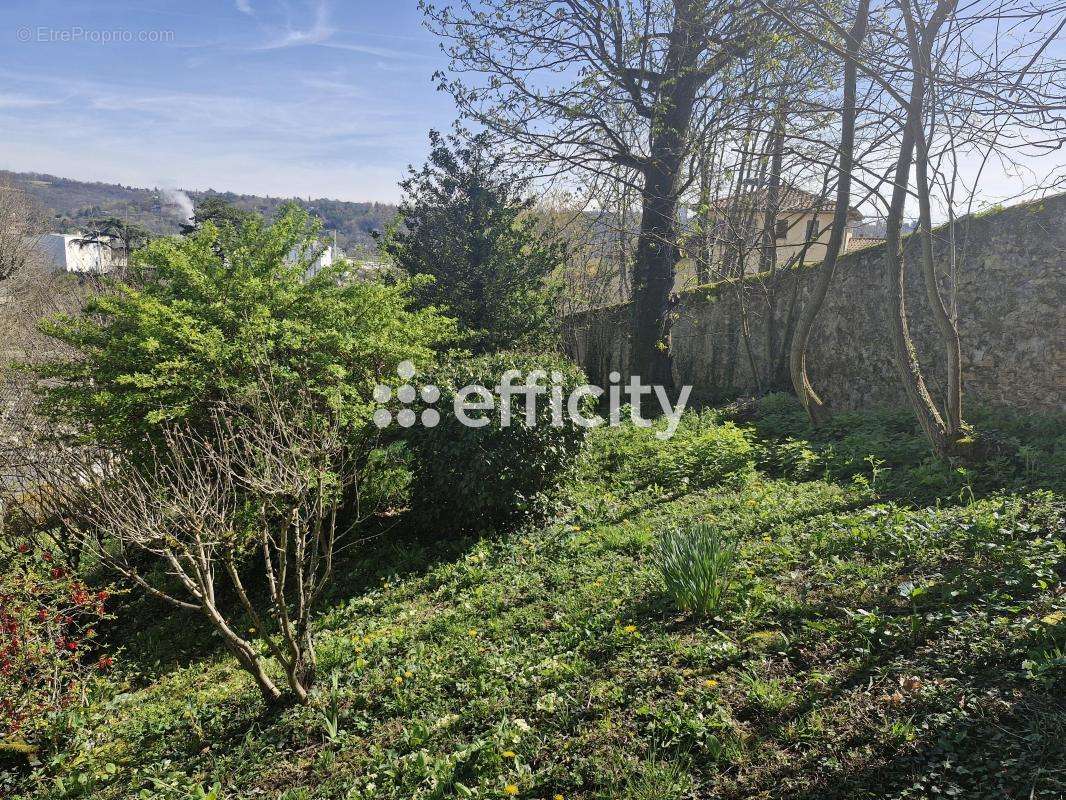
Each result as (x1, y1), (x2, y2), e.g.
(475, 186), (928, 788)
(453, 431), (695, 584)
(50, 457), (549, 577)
(424, 0), (1066, 457)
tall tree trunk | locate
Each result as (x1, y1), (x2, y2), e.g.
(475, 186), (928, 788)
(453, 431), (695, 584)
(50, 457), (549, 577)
(631, 177), (682, 386)
(905, 2), (964, 437)
(629, 0), (708, 386)
(882, 0), (957, 457)
(618, 183), (632, 300)
(760, 105), (786, 389)
(789, 0), (870, 423)
(696, 154), (713, 284)
(759, 109), (786, 277)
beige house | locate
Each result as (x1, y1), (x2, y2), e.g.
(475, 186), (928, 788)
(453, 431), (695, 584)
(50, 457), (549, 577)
(679, 187), (865, 287)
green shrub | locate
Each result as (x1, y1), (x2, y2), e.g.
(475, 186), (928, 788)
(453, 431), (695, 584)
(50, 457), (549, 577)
(36, 205), (456, 455)
(381, 129), (562, 354)
(403, 351), (590, 533)
(657, 522), (740, 617)
(658, 423), (756, 489)
(585, 411), (755, 493)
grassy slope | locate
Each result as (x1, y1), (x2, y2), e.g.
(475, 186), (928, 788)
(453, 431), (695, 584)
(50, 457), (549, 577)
(9, 404), (1066, 800)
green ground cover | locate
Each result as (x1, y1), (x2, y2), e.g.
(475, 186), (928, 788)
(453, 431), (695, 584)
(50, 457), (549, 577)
(6, 397), (1065, 800)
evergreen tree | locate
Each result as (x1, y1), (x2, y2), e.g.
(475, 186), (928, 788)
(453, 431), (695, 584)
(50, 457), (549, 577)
(382, 129), (562, 354)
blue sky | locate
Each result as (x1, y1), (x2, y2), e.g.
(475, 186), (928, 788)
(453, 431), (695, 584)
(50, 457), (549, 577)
(1, 0), (456, 202)
(2, 1), (1062, 208)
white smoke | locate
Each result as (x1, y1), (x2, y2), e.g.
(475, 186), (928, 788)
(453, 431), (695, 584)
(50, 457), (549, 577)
(162, 188), (194, 224)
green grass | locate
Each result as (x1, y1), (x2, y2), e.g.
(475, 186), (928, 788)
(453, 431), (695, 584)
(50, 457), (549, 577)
(5, 399), (1065, 800)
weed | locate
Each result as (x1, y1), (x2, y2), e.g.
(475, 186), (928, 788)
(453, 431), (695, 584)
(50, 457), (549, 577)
(319, 672), (343, 743)
(1024, 644), (1066, 685)
(657, 522), (741, 617)
(738, 670), (796, 716)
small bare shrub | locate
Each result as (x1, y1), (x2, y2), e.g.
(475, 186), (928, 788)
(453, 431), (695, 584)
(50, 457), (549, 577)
(61, 378), (395, 706)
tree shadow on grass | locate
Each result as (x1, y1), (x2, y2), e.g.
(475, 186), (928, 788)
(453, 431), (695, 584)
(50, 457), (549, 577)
(713, 676), (1065, 800)
(100, 519), (486, 678)
(730, 401), (1066, 509)
(697, 564), (1066, 798)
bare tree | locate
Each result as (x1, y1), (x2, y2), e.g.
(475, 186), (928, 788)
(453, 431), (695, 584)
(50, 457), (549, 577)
(789, 0), (871, 422)
(768, 0), (1064, 449)
(880, 0), (1063, 454)
(0, 180), (46, 282)
(0, 182), (86, 511)
(423, 0), (766, 384)
(63, 379), (369, 707)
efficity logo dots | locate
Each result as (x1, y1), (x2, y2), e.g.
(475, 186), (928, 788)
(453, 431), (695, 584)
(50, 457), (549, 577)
(372, 360), (441, 429)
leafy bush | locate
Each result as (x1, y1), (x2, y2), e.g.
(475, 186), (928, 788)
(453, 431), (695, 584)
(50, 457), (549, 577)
(0, 538), (110, 749)
(31, 206), (452, 708)
(36, 206), (456, 454)
(584, 410), (755, 493)
(403, 351), (590, 533)
(657, 423), (756, 490)
(657, 522), (740, 617)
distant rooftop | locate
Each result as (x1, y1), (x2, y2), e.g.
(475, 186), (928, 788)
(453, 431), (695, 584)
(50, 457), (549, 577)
(709, 186), (864, 222)
(847, 236), (887, 252)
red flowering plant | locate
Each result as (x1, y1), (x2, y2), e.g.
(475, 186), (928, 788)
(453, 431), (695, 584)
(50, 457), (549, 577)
(0, 536), (111, 754)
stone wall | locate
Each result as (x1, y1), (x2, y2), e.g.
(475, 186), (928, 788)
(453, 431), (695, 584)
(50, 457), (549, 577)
(564, 193), (1066, 413)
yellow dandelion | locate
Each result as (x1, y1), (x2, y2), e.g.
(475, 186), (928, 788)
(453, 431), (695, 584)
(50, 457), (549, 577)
(394, 675), (403, 685)
(468, 628), (478, 637)
(404, 670), (413, 678)
(504, 784), (519, 796)
(502, 750), (516, 758)
(623, 625), (637, 634)
(704, 678), (718, 688)
(554, 795), (565, 800)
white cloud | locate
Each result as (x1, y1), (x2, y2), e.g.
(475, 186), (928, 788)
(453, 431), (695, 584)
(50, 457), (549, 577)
(0, 93), (63, 109)
(235, 0), (254, 14)
(254, 0), (334, 50)
(319, 40), (427, 60)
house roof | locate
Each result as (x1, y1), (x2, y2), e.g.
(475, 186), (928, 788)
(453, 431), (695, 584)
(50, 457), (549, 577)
(847, 236), (886, 252)
(709, 186), (864, 222)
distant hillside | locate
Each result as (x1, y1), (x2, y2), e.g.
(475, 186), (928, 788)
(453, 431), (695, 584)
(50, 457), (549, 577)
(1, 170), (398, 255)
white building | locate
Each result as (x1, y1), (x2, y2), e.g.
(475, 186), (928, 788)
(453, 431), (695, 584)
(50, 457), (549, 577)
(305, 243), (336, 278)
(287, 242), (338, 279)
(35, 233), (118, 274)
